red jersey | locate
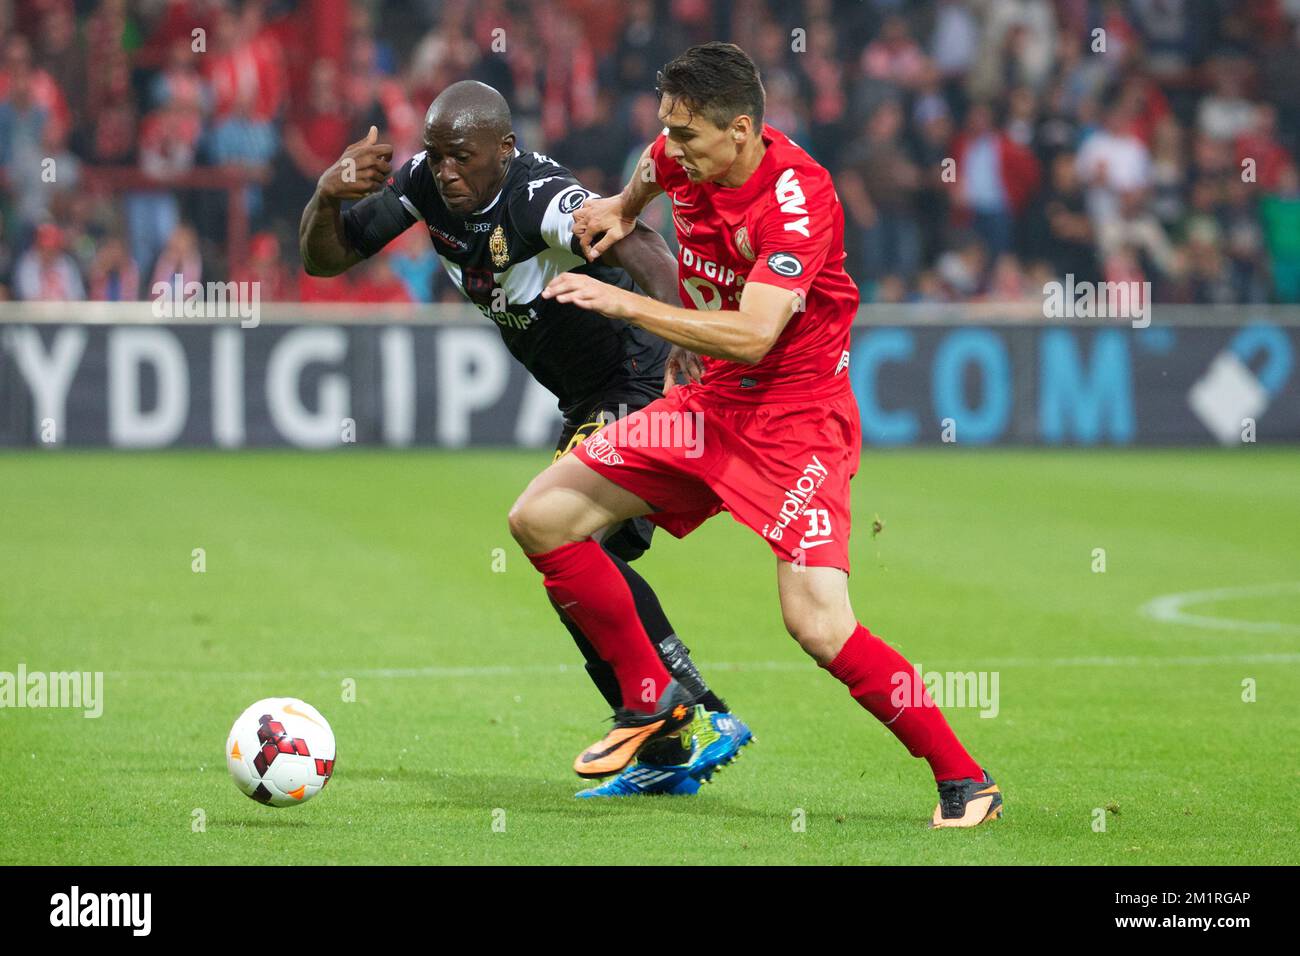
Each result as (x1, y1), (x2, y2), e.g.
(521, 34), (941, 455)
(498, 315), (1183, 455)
(650, 125), (859, 404)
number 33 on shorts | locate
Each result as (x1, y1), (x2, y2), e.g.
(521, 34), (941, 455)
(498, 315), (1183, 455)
(798, 509), (833, 551)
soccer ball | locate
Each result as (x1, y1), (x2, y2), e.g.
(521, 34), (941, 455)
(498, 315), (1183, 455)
(226, 697), (336, 807)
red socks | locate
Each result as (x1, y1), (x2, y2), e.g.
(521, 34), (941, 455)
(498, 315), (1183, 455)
(825, 624), (983, 782)
(528, 543), (980, 778)
(527, 539), (670, 712)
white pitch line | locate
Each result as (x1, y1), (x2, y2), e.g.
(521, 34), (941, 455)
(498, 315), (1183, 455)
(969, 652), (1300, 668)
(1140, 582), (1300, 635)
(102, 651), (1300, 683)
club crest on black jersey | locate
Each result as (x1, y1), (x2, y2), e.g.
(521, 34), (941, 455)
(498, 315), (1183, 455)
(343, 148), (667, 415)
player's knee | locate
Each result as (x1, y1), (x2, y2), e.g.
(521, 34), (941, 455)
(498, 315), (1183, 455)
(507, 495), (553, 553)
(780, 579), (856, 665)
(777, 564), (856, 664)
(781, 605), (844, 666)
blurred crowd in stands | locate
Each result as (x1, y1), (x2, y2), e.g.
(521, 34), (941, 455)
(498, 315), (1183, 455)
(2, 0), (1299, 307)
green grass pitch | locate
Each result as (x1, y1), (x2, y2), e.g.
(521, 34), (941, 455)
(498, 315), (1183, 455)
(1, 448), (1296, 865)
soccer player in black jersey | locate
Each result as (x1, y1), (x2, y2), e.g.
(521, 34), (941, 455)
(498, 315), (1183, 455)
(299, 81), (751, 796)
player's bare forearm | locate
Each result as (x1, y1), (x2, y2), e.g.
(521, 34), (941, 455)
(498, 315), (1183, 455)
(299, 190), (363, 277)
(618, 144), (665, 218)
(300, 126), (393, 277)
(598, 222), (679, 305)
(543, 274), (798, 366)
(616, 294), (777, 365)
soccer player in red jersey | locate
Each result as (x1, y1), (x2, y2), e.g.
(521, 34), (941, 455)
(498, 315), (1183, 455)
(510, 43), (1001, 827)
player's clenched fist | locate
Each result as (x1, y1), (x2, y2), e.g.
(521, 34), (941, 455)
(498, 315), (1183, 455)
(571, 195), (637, 261)
(317, 126), (394, 202)
(541, 273), (632, 318)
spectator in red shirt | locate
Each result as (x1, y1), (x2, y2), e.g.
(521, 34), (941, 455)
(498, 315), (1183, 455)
(283, 59), (351, 191)
(89, 55), (138, 164)
(233, 231), (292, 302)
(204, 2), (286, 123)
(150, 37), (211, 114)
(0, 34), (71, 137)
(351, 253), (414, 304)
(1234, 104), (1292, 191)
(949, 101), (1042, 256)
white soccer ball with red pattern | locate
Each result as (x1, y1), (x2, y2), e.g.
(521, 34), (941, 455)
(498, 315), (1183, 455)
(226, 697), (336, 807)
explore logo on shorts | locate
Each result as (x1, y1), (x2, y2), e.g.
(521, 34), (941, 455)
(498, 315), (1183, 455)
(761, 454), (828, 542)
(582, 433), (624, 466)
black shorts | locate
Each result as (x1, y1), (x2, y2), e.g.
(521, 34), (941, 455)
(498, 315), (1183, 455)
(553, 384), (662, 562)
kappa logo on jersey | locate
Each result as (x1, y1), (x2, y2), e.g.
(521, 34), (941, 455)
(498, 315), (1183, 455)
(526, 176), (564, 201)
(775, 168), (811, 237)
(557, 187), (590, 215)
(532, 152), (559, 167)
(767, 251), (803, 277)
(836, 349), (850, 375)
(583, 433), (624, 466)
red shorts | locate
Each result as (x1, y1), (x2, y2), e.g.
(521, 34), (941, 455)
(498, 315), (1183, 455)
(573, 384), (862, 571)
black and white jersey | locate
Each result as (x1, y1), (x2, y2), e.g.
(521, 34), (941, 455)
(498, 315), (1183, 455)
(342, 148), (667, 417)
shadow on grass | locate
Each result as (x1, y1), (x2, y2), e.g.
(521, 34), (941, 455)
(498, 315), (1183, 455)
(210, 817), (314, 829)
(339, 764), (906, 826)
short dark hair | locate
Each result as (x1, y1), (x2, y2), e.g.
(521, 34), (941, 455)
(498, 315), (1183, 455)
(655, 42), (765, 131)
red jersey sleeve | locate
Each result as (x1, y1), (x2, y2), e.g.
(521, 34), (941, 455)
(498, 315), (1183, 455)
(744, 167), (836, 297)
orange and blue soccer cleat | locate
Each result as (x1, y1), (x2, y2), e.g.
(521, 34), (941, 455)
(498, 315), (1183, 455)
(573, 680), (698, 779)
(576, 706), (754, 797)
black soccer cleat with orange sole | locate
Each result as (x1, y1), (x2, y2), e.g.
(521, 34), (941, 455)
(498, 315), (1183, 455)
(929, 769), (1004, 829)
(573, 680), (699, 779)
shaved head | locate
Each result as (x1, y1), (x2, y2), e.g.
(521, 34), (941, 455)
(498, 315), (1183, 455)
(425, 80), (512, 142)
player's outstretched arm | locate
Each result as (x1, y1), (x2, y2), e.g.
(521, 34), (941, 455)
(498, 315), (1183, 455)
(542, 274), (799, 366)
(595, 221), (678, 306)
(300, 126), (394, 277)
(572, 143), (664, 261)
(594, 220), (704, 392)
